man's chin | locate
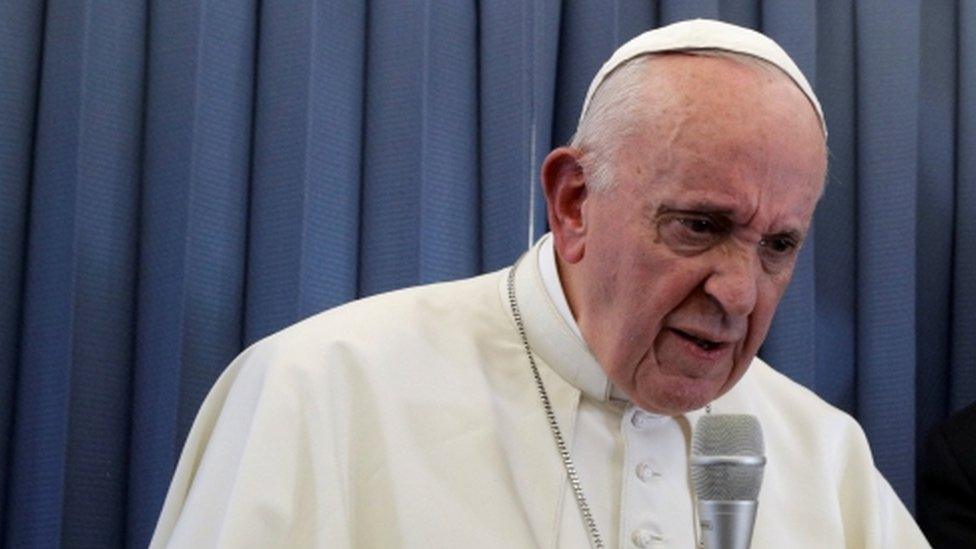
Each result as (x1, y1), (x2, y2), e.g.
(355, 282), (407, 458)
(630, 375), (723, 415)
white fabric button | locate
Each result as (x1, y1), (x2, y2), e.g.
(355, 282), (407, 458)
(631, 529), (665, 546)
(631, 410), (649, 428)
(636, 462), (659, 482)
(630, 409), (666, 429)
(631, 528), (653, 547)
(631, 528), (664, 547)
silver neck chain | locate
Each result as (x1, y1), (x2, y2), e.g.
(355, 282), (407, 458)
(506, 259), (713, 549)
(506, 262), (606, 549)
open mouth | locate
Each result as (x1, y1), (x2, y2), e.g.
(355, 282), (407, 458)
(670, 328), (722, 352)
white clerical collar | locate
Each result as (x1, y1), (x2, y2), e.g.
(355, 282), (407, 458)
(538, 235), (584, 340)
(518, 233), (629, 402)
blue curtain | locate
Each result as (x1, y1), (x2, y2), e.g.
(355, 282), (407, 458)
(1, 1), (972, 547)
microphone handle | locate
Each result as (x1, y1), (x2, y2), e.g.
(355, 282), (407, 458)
(698, 500), (758, 549)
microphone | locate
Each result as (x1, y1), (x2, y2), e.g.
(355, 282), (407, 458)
(690, 414), (766, 549)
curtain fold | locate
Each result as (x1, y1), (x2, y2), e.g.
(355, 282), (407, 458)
(0, 0), (45, 536)
(245, 0), (364, 343)
(915, 0), (956, 482)
(853, 0), (921, 506)
(1, 1), (973, 546)
(951, 1), (976, 410)
(478, 0), (559, 269)
(127, 1), (259, 544)
(813, 0), (858, 414)
(8, 3), (146, 546)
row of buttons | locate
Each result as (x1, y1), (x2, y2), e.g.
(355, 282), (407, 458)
(629, 408), (668, 546)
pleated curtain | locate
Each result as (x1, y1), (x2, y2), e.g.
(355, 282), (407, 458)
(0, 1), (973, 547)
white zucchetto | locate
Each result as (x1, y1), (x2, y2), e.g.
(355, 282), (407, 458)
(580, 18), (828, 138)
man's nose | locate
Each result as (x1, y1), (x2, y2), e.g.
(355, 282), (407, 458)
(703, 248), (759, 318)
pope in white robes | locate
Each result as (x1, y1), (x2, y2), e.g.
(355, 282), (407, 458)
(151, 19), (930, 548)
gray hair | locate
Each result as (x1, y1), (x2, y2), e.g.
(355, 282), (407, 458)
(569, 50), (786, 191)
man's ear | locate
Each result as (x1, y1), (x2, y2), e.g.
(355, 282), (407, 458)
(541, 147), (588, 264)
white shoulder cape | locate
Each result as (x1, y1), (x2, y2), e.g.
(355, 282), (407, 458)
(151, 251), (929, 548)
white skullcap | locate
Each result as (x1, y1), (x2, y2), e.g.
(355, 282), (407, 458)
(580, 19), (827, 138)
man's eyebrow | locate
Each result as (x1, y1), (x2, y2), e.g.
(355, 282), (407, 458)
(650, 203), (736, 218)
(651, 203), (807, 241)
(764, 229), (804, 243)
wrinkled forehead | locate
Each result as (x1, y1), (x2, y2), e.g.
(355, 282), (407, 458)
(580, 19), (827, 139)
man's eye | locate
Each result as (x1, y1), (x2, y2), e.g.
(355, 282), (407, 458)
(760, 237), (797, 254)
(678, 217), (721, 234)
(657, 215), (729, 254)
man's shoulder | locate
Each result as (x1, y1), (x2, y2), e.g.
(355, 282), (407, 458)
(264, 269), (506, 350)
(740, 360), (927, 549)
(222, 268), (513, 393)
(739, 359), (869, 449)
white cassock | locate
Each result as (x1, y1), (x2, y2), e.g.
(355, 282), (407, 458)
(151, 234), (930, 548)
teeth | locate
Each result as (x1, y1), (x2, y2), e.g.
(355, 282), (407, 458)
(696, 338), (717, 351)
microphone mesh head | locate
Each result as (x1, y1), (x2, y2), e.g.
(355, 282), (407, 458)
(691, 414), (765, 501)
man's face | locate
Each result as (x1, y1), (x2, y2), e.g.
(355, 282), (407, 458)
(566, 55), (827, 415)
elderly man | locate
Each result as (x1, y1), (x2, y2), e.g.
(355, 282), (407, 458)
(151, 20), (928, 548)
